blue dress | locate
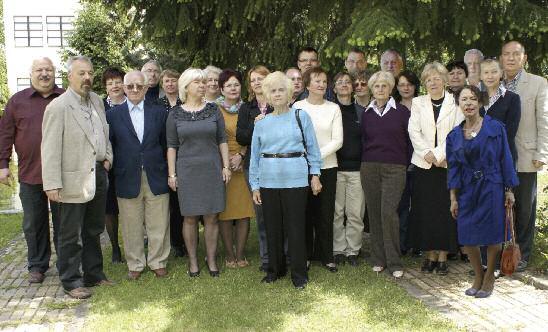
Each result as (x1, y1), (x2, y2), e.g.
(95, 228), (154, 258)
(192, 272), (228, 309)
(446, 116), (519, 246)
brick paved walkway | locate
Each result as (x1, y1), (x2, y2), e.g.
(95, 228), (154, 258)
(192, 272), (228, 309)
(0, 234), (87, 332)
(1, 229), (547, 331)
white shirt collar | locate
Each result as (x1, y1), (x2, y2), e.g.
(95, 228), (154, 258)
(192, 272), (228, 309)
(127, 99), (144, 112)
(365, 97), (397, 117)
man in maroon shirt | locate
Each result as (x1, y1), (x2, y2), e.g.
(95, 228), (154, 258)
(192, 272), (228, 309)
(0, 57), (64, 283)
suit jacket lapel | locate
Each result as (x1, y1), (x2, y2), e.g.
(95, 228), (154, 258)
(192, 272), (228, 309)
(67, 92), (96, 149)
(516, 70), (529, 96)
(436, 92), (454, 125)
(120, 102), (139, 140)
(142, 103), (153, 144)
(422, 96), (436, 127)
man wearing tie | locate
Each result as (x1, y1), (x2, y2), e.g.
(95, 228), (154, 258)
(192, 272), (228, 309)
(106, 70), (170, 280)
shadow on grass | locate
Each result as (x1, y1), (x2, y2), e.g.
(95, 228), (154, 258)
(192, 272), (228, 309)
(85, 227), (454, 331)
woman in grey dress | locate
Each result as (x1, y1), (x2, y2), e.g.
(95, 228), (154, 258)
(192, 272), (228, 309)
(166, 68), (231, 277)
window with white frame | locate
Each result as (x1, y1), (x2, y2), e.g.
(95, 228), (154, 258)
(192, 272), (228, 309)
(46, 16), (74, 47)
(14, 16), (43, 47)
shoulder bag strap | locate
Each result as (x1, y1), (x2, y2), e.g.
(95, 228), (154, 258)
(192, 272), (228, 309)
(295, 109), (307, 155)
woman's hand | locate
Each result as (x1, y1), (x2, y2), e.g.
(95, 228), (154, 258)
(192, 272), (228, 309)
(424, 151), (438, 164)
(229, 154), (243, 171)
(450, 199), (458, 219)
(222, 167), (232, 184)
(505, 191), (515, 207)
(168, 176), (177, 191)
(254, 114), (265, 123)
(252, 190), (262, 205)
(311, 175), (322, 196)
(434, 160), (447, 168)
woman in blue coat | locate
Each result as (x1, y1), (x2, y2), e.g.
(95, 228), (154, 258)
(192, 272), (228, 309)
(447, 85), (518, 298)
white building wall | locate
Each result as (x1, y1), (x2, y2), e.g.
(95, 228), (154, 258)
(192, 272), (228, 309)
(3, 0), (80, 94)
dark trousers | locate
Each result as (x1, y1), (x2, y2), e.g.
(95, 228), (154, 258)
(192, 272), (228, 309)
(57, 164), (107, 291)
(397, 170), (412, 252)
(305, 167), (337, 264)
(169, 190), (184, 249)
(261, 187), (308, 284)
(514, 172), (537, 262)
(19, 182), (60, 273)
(361, 162), (406, 271)
(244, 168), (268, 265)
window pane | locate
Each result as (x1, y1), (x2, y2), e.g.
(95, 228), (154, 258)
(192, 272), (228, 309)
(29, 23), (42, 31)
(14, 30), (29, 38)
(48, 38), (61, 46)
(30, 38), (42, 47)
(46, 16), (60, 23)
(48, 30), (61, 38)
(15, 38), (29, 47)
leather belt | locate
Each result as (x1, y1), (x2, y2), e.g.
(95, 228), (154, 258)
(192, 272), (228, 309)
(262, 152), (305, 158)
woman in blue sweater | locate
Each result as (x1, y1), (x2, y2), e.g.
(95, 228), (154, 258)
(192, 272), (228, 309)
(249, 71), (322, 289)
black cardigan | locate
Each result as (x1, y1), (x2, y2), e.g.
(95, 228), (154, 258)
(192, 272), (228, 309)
(236, 98), (273, 169)
(480, 90), (521, 165)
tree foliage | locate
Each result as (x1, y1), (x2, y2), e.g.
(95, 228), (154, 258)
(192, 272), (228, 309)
(84, 0), (547, 77)
(0, 0), (10, 115)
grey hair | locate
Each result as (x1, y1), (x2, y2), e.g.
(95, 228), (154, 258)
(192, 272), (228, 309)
(368, 71), (395, 92)
(141, 60), (162, 72)
(464, 49), (484, 61)
(29, 57), (55, 74)
(178, 68), (206, 102)
(262, 71), (294, 104)
(380, 49), (403, 63)
(123, 70), (149, 86)
(66, 56), (93, 74)
(203, 65), (221, 78)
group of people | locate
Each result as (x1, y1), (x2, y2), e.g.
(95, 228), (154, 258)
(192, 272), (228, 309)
(0, 40), (546, 298)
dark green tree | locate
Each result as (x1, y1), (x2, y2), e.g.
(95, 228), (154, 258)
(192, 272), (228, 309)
(88, 0), (547, 77)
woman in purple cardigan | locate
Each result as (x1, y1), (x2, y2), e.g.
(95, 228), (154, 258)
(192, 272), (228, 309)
(360, 71), (412, 278)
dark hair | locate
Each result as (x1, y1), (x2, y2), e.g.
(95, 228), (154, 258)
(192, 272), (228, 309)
(218, 68), (243, 90)
(302, 67), (327, 88)
(352, 71), (370, 83)
(446, 60), (469, 77)
(455, 85), (488, 106)
(296, 46), (318, 62)
(348, 47), (365, 56)
(393, 70), (420, 102)
(102, 67), (126, 86)
(333, 72), (352, 84)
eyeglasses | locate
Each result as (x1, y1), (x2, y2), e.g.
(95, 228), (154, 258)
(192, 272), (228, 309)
(125, 84), (145, 91)
(335, 80), (352, 86)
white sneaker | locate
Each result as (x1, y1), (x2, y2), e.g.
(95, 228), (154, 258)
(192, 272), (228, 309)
(392, 270), (404, 278)
(372, 266), (384, 273)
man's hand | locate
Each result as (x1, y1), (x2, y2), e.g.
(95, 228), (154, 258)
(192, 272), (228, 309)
(103, 160), (111, 171)
(46, 189), (60, 202)
(0, 168), (12, 185)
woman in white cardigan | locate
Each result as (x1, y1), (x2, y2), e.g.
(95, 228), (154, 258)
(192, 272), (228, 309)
(294, 67), (343, 272)
(407, 62), (464, 276)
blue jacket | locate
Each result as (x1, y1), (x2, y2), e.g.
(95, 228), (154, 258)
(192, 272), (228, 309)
(106, 101), (169, 198)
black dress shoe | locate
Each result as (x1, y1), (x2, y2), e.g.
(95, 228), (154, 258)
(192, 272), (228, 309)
(420, 259), (437, 273)
(261, 274), (277, 283)
(207, 266), (220, 278)
(334, 254), (346, 265)
(447, 253), (457, 261)
(188, 270), (200, 278)
(411, 249), (423, 257)
(347, 255), (359, 267)
(460, 253), (470, 262)
(324, 264), (338, 273)
(436, 261), (448, 275)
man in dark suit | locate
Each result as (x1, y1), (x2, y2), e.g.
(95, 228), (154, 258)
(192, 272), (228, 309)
(106, 70), (170, 280)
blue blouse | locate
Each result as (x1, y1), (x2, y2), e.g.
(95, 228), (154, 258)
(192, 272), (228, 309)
(249, 108), (322, 191)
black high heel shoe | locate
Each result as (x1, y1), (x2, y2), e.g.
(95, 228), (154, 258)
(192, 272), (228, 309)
(420, 259), (437, 273)
(205, 258), (220, 277)
(187, 262), (200, 278)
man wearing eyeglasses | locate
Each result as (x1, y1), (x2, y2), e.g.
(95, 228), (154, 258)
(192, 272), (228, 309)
(142, 60), (165, 102)
(41, 56), (114, 299)
(106, 70), (170, 281)
(294, 46), (336, 102)
(345, 48), (367, 77)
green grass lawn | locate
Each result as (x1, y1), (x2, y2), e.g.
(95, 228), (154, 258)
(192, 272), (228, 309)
(0, 213), (22, 248)
(85, 230), (455, 332)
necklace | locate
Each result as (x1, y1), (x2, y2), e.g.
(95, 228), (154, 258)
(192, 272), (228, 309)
(463, 119), (483, 138)
(432, 102), (443, 107)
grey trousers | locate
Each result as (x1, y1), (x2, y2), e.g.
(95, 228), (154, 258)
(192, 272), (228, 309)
(361, 162), (406, 271)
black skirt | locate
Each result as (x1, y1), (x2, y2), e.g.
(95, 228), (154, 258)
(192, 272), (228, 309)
(407, 165), (457, 253)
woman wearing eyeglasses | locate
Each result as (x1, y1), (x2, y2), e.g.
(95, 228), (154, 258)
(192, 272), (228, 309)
(204, 65), (221, 103)
(332, 72), (365, 266)
(408, 62), (463, 275)
(166, 68), (231, 277)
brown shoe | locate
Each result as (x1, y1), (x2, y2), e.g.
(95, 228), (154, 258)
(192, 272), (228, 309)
(85, 279), (116, 287)
(153, 268), (168, 278)
(127, 271), (141, 280)
(29, 271), (45, 284)
(64, 287), (91, 299)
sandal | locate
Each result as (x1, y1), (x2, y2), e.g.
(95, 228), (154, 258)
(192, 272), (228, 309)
(225, 259), (237, 269)
(237, 258), (249, 268)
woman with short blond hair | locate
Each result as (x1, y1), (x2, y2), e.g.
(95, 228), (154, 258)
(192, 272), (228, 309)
(166, 68), (231, 277)
(249, 71), (322, 289)
(408, 62), (464, 275)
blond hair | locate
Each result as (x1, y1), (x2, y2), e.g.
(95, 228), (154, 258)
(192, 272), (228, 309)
(178, 68), (205, 102)
(262, 71), (294, 105)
